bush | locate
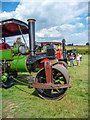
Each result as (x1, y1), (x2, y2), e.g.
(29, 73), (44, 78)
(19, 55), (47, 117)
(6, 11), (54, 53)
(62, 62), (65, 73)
(66, 45), (90, 55)
(76, 49), (90, 55)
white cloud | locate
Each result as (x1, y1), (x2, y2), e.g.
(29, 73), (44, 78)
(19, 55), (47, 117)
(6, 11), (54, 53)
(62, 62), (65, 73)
(36, 26), (61, 38)
(0, 2), (88, 23)
(0, 11), (15, 20)
(76, 17), (81, 20)
(36, 21), (87, 45)
(77, 23), (84, 28)
(86, 17), (88, 21)
(68, 30), (88, 45)
(20, 0), (89, 2)
(0, 1), (88, 45)
(1, 0), (20, 2)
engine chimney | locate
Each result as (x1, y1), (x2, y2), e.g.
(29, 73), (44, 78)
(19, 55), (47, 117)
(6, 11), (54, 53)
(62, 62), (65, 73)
(62, 39), (66, 58)
(27, 19), (36, 56)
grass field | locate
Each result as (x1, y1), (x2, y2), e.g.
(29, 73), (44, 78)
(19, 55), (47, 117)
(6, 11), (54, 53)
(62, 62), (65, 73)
(66, 45), (89, 50)
(66, 45), (89, 54)
(1, 55), (88, 118)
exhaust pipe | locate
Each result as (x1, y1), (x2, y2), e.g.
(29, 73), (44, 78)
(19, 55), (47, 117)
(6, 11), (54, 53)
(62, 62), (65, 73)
(27, 19), (36, 56)
(62, 39), (66, 58)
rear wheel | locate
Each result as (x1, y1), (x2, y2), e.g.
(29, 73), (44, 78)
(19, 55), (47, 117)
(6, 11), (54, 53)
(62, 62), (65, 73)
(35, 64), (69, 100)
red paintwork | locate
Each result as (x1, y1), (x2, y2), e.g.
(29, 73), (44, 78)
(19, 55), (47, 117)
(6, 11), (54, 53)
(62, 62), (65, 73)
(5, 23), (18, 32)
(30, 82), (71, 89)
(37, 58), (49, 69)
(57, 49), (62, 59)
(40, 58), (49, 63)
(0, 71), (4, 73)
(37, 63), (43, 69)
(1, 19), (28, 37)
(0, 43), (11, 50)
(27, 54), (30, 56)
(59, 63), (64, 67)
(44, 60), (52, 83)
(40, 42), (61, 48)
(40, 42), (61, 45)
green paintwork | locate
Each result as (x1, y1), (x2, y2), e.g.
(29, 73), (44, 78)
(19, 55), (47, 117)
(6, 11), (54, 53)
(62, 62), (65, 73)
(0, 45), (29, 72)
(1, 73), (8, 82)
(0, 49), (13, 60)
(13, 47), (19, 54)
(10, 56), (28, 72)
(13, 44), (29, 55)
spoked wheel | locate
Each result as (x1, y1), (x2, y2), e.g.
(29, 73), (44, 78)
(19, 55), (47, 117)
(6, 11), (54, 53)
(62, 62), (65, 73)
(35, 64), (70, 100)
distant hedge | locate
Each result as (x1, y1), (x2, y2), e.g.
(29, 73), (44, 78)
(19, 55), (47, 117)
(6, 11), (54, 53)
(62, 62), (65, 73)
(76, 49), (90, 55)
(66, 45), (90, 55)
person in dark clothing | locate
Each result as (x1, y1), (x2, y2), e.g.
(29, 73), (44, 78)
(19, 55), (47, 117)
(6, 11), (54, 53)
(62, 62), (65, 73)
(70, 53), (74, 67)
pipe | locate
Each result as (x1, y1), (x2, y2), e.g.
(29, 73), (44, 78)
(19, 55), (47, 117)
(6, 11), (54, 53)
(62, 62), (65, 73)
(27, 19), (36, 56)
(62, 39), (66, 58)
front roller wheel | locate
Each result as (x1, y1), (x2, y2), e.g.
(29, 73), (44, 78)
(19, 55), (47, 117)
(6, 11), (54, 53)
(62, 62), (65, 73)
(58, 61), (68, 69)
(35, 64), (70, 100)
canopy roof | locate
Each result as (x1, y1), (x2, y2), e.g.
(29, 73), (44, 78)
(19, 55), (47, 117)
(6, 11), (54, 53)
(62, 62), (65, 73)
(38, 42), (61, 45)
(0, 18), (29, 37)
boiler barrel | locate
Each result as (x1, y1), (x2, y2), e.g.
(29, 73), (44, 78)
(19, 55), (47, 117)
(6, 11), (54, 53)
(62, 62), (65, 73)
(10, 56), (28, 72)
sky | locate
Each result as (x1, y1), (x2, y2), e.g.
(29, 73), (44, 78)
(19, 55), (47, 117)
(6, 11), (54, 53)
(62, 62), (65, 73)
(0, 0), (89, 45)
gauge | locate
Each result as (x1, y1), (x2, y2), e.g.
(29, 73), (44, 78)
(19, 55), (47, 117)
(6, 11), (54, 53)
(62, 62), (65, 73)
(18, 45), (26, 54)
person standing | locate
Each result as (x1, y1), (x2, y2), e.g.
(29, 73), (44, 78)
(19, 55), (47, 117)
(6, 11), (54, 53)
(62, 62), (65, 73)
(76, 53), (80, 67)
(70, 53), (74, 67)
(79, 54), (82, 61)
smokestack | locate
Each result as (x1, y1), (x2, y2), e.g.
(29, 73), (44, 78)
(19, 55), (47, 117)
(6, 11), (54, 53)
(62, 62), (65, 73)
(62, 39), (66, 58)
(27, 19), (36, 56)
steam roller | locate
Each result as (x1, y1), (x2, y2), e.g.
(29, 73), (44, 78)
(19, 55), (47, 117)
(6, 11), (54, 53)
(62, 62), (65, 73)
(0, 18), (71, 100)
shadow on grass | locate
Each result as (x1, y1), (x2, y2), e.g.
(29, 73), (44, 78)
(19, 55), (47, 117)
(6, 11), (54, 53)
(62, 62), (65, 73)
(68, 65), (77, 67)
(32, 90), (39, 98)
(14, 85), (39, 98)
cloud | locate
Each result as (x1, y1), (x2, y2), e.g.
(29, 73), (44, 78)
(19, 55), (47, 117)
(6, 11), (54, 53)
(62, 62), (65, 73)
(1, 0), (20, 2)
(36, 22), (87, 45)
(36, 22), (85, 38)
(0, 1), (88, 45)
(0, 1), (88, 24)
(68, 30), (88, 45)
(20, 0), (89, 2)
(36, 26), (61, 38)
(0, 11), (15, 20)
(76, 17), (82, 20)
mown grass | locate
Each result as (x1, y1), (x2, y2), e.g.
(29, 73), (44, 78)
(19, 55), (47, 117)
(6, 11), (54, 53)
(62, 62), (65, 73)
(1, 55), (88, 118)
